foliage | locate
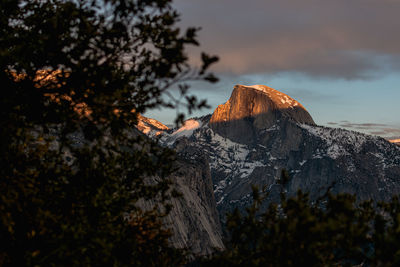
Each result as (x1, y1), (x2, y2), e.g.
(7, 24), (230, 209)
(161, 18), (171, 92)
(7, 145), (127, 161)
(203, 184), (400, 266)
(0, 0), (217, 265)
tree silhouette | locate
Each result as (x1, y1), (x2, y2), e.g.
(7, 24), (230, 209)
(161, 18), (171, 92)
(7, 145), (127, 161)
(0, 0), (217, 265)
(203, 184), (400, 266)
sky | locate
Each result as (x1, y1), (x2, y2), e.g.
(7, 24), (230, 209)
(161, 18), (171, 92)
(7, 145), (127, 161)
(146, 0), (400, 140)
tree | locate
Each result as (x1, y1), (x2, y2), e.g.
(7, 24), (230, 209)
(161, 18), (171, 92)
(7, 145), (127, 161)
(203, 185), (400, 266)
(0, 0), (217, 265)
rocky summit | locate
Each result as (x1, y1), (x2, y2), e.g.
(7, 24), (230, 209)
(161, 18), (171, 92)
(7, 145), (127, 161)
(139, 84), (400, 252)
(209, 85), (315, 145)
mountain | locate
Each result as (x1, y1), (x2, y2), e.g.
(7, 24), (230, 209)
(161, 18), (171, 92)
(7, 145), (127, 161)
(209, 84), (315, 144)
(136, 114), (169, 138)
(135, 116), (224, 256)
(390, 139), (400, 147)
(166, 138), (224, 255)
(149, 84), (400, 222)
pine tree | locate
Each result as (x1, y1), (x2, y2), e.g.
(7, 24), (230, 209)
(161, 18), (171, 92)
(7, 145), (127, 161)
(0, 0), (217, 265)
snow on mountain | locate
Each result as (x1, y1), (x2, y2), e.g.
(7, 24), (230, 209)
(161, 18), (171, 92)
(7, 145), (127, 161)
(171, 119), (202, 139)
(241, 84), (300, 108)
(299, 124), (400, 168)
(390, 139), (400, 147)
(300, 124), (369, 157)
(159, 118), (205, 146)
(139, 84), (400, 220)
(137, 114), (169, 138)
(209, 84), (315, 145)
(191, 126), (266, 195)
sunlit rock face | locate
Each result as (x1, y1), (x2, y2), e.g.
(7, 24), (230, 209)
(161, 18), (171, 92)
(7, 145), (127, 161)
(209, 84), (315, 144)
(152, 84), (400, 223)
(140, 84), (400, 232)
(389, 139), (400, 147)
(136, 114), (169, 137)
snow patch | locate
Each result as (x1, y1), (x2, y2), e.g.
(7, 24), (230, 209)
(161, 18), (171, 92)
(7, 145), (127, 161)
(240, 84), (299, 107)
(162, 119), (203, 145)
(300, 123), (368, 157)
(190, 127), (268, 204)
(298, 123), (400, 169)
(244, 84), (274, 94)
(172, 119), (201, 137)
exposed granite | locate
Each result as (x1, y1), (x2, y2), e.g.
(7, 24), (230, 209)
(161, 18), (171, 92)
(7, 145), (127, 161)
(171, 85), (400, 222)
(140, 84), (400, 243)
(165, 138), (224, 255)
(209, 84), (315, 145)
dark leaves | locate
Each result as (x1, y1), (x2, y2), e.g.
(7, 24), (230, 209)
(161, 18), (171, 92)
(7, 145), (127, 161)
(200, 52), (219, 75)
(0, 0), (218, 265)
(203, 187), (400, 266)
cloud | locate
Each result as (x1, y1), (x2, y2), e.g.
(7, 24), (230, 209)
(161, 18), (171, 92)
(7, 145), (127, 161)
(339, 122), (389, 129)
(326, 121), (400, 140)
(282, 88), (343, 103)
(175, 0), (400, 79)
(370, 128), (400, 135)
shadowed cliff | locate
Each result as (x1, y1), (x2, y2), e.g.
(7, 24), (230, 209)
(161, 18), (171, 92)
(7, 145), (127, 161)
(139, 83), (400, 234)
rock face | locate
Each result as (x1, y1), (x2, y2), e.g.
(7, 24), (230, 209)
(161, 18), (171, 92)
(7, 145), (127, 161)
(158, 84), (400, 223)
(165, 138), (224, 255)
(140, 84), (400, 250)
(136, 114), (169, 138)
(390, 139), (400, 147)
(136, 116), (224, 256)
(209, 84), (315, 144)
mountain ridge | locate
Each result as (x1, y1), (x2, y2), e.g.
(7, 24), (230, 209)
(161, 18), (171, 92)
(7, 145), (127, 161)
(208, 84), (315, 145)
(138, 83), (400, 231)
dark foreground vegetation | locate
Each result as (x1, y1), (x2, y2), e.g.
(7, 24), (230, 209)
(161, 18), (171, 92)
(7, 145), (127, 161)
(1, 0), (400, 266)
(1, 0), (216, 265)
(202, 184), (400, 266)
